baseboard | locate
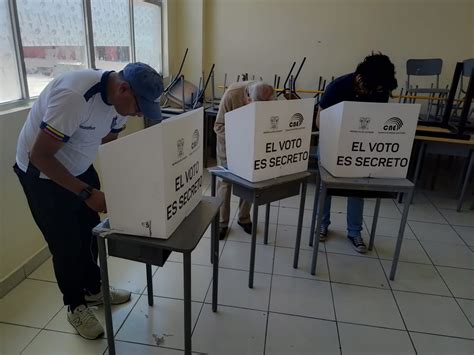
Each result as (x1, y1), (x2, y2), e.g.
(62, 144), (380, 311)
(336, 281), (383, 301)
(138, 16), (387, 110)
(0, 245), (51, 298)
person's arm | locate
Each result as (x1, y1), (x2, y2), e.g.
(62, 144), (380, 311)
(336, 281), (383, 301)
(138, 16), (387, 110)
(315, 106), (322, 129)
(214, 94), (232, 136)
(101, 132), (119, 144)
(30, 131), (107, 213)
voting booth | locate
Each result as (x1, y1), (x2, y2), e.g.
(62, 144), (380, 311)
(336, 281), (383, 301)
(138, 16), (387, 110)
(225, 98), (314, 182)
(319, 101), (421, 178)
(98, 108), (204, 239)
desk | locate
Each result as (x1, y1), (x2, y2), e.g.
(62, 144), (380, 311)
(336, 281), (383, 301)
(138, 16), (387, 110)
(204, 107), (219, 168)
(303, 165), (414, 280)
(93, 197), (222, 355)
(209, 167), (311, 287)
(413, 133), (474, 211)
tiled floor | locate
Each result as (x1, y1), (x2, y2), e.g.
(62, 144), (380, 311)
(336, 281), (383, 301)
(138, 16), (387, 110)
(1, 171), (473, 354)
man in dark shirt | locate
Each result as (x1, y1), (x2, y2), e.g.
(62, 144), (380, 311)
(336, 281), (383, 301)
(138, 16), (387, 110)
(315, 53), (398, 253)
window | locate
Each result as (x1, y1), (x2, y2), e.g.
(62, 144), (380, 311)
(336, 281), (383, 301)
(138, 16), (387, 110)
(16, 0), (88, 97)
(134, 0), (162, 72)
(0, 0), (21, 103)
(91, 0), (130, 71)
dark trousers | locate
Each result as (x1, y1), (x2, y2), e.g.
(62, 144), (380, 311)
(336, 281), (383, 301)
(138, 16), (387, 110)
(14, 163), (102, 309)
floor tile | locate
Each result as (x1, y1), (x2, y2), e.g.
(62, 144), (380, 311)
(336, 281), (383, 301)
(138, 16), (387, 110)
(324, 229), (378, 258)
(227, 220), (277, 245)
(45, 293), (139, 337)
(403, 203), (446, 223)
(277, 207), (313, 228)
(327, 253), (389, 288)
(421, 241), (474, 269)
(0, 323), (40, 355)
(205, 268), (271, 311)
(374, 236), (431, 264)
(439, 208), (474, 227)
(192, 304), (267, 355)
(28, 257), (56, 282)
(106, 257), (155, 294)
(394, 291), (473, 338)
(332, 283), (404, 329)
(411, 332), (474, 355)
(279, 193), (315, 210)
(363, 199), (402, 219)
(409, 221), (466, 245)
(265, 313), (339, 355)
(457, 298), (474, 326)
(453, 225), (474, 246)
(219, 241), (274, 274)
(437, 267), (474, 299)
(273, 247), (329, 281)
(152, 262), (212, 302)
(0, 279), (62, 328)
(364, 216), (416, 239)
(116, 295), (201, 349)
(329, 196), (351, 213)
(381, 260), (451, 296)
(168, 237), (225, 266)
(338, 322), (415, 355)
(254, 204), (279, 224)
(113, 341), (188, 354)
(269, 275), (334, 320)
(275, 224), (314, 251)
(22, 329), (107, 355)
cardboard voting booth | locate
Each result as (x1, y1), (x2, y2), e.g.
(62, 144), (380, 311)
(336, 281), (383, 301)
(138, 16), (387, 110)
(98, 108), (204, 239)
(225, 98), (314, 182)
(319, 101), (421, 178)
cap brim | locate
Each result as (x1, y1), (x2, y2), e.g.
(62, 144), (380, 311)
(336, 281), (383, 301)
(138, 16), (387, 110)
(138, 97), (162, 121)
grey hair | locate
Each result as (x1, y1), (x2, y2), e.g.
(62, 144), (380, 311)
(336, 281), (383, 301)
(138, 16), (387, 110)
(247, 82), (275, 101)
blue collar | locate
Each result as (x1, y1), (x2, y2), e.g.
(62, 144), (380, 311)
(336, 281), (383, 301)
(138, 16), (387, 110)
(100, 71), (113, 105)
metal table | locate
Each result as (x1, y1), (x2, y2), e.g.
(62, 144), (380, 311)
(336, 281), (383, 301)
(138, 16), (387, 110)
(300, 165), (414, 280)
(209, 167), (311, 288)
(93, 196), (222, 355)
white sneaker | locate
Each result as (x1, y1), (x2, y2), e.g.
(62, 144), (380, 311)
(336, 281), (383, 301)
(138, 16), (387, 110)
(67, 305), (104, 340)
(85, 286), (131, 306)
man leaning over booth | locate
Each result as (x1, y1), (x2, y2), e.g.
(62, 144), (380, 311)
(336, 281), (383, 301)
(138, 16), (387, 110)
(14, 63), (164, 339)
(315, 53), (398, 253)
(214, 81), (275, 240)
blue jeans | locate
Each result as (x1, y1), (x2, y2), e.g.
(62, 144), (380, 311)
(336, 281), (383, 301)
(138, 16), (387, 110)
(317, 147), (364, 237)
(321, 195), (364, 238)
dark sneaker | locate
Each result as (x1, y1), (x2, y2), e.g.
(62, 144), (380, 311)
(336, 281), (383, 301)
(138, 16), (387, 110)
(319, 225), (329, 242)
(237, 221), (252, 235)
(348, 236), (367, 253)
(219, 227), (228, 240)
(67, 305), (104, 340)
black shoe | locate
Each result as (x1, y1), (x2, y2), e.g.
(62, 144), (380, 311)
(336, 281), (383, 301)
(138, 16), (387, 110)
(348, 235), (367, 254)
(319, 225), (329, 242)
(237, 221), (252, 234)
(219, 227), (228, 240)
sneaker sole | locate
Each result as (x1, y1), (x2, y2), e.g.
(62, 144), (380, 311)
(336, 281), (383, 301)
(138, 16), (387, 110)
(67, 318), (104, 340)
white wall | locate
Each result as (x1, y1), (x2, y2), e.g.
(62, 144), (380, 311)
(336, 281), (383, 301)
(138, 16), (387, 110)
(203, 0), (474, 94)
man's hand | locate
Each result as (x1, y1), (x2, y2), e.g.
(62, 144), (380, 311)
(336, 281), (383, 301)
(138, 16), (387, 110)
(85, 189), (107, 213)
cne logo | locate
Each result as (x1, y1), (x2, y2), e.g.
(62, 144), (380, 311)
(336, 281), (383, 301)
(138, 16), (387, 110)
(383, 117), (404, 131)
(191, 129), (199, 149)
(289, 113), (304, 128)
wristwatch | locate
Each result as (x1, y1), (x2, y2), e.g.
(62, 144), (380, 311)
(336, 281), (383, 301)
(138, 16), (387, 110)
(78, 186), (94, 201)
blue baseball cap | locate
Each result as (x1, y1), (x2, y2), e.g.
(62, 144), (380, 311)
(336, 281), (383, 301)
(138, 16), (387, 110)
(122, 62), (164, 121)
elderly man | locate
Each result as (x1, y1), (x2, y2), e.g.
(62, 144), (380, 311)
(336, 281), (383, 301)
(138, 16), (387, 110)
(214, 81), (275, 239)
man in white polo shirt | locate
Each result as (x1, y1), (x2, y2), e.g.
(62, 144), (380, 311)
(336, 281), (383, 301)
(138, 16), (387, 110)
(14, 63), (163, 339)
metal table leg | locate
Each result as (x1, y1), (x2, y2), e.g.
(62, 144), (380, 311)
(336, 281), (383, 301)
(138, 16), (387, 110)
(249, 196), (259, 288)
(146, 264), (154, 306)
(390, 188), (414, 280)
(309, 173), (321, 247)
(98, 236), (115, 355)
(293, 180), (307, 268)
(457, 151), (474, 212)
(368, 198), (381, 251)
(210, 174), (217, 264)
(212, 209), (219, 312)
(410, 141), (427, 204)
(183, 252), (192, 355)
(311, 185), (327, 275)
(263, 203), (270, 245)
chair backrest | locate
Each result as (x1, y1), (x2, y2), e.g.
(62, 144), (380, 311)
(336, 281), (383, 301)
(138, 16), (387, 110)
(406, 58), (443, 90)
(462, 59), (474, 77)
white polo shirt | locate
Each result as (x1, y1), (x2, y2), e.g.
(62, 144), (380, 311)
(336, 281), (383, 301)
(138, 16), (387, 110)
(16, 70), (127, 177)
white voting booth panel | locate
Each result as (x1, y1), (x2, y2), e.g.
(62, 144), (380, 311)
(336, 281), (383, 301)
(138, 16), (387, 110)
(225, 98), (314, 182)
(319, 101), (421, 178)
(98, 108), (203, 239)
